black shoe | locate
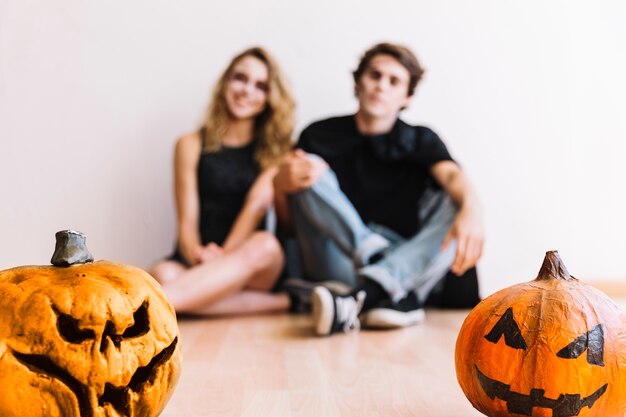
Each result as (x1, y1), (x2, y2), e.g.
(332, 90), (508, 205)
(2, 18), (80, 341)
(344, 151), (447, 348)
(360, 291), (425, 329)
(311, 287), (365, 336)
(280, 278), (352, 313)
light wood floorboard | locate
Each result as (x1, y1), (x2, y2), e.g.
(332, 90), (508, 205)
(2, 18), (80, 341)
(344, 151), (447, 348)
(161, 298), (626, 417)
(161, 309), (483, 417)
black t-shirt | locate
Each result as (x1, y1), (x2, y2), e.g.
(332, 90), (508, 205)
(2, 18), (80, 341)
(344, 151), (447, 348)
(298, 115), (454, 238)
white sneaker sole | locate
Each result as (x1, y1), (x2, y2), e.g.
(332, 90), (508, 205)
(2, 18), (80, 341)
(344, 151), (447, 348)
(361, 308), (426, 329)
(311, 287), (335, 336)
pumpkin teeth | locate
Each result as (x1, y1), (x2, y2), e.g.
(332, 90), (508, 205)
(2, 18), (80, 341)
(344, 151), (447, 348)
(475, 365), (608, 417)
(12, 337), (178, 417)
(98, 383), (131, 416)
(98, 336), (179, 415)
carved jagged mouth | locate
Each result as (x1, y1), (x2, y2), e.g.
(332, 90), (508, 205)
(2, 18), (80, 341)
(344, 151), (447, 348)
(12, 349), (92, 415)
(97, 338), (178, 415)
(475, 365), (607, 417)
(12, 337), (178, 417)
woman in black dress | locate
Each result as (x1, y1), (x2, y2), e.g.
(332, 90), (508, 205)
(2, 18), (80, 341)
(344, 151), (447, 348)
(150, 47), (295, 315)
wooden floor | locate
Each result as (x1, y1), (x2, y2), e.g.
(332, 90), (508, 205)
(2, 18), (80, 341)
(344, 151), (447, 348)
(160, 309), (485, 417)
(161, 295), (626, 417)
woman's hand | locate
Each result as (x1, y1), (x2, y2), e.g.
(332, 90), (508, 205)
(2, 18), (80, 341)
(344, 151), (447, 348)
(198, 242), (224, 263)
(179, 243), (204, 267)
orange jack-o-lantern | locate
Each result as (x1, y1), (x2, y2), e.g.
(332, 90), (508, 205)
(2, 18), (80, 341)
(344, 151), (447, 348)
(0, 230), (181, 417)
(456, 251), (626, 417)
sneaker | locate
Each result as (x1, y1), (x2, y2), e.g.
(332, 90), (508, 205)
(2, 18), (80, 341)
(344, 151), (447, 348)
(360, 291), (425, 329)
(280, 278), (352, 313)
(311, 287), (365, 336)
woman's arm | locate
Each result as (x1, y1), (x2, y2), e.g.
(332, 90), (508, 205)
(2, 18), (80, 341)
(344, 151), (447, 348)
(174, 133), (203, 266)
(222, 166), (279, 252)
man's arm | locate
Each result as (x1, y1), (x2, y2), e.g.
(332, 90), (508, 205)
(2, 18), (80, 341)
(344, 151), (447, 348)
(430, 160), (484, 276)
(273, 149), (327, 233)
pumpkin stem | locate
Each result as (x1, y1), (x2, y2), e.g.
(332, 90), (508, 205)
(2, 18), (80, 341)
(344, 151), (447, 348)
(536, 250), (576, 281)
(51, 230), (94, 267)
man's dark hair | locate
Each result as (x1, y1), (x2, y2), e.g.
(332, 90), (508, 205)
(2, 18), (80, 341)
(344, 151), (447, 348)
(353, 43), (425, 97)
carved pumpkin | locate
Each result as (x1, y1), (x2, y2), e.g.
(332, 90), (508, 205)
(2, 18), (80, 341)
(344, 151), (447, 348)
(455, 251), (626, 417)
(0, 230), (181, 417)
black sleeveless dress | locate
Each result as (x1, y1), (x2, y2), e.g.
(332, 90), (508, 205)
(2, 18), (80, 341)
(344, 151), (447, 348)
(168, 131), (260, 266)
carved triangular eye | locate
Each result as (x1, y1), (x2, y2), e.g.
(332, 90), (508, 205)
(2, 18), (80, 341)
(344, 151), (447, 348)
(100, 300), (150, 353)
(484, 307), (527, 350)
(557, 324), (604, 366)
(122, 300), (150, 338)
(54, 306), (96, 344)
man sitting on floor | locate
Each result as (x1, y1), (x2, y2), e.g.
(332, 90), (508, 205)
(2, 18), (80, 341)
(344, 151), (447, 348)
(274, 42), (484, 335)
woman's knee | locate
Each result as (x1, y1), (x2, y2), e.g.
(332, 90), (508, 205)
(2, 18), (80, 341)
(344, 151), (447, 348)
(149, 261), (185, 286)
(245, 231), (284, 270)
(241, 233), (284, 291)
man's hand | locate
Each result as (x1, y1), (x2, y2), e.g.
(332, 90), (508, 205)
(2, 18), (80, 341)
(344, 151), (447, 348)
(441, 205), (484, 276)
(274, 149), (328, 194)
(430, 160), (484, 276)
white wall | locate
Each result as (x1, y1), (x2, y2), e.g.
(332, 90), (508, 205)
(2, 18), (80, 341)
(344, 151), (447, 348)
(1, 0), (625, 296)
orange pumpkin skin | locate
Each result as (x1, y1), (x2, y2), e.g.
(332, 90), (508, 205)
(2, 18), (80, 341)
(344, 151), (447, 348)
(0, 260), (181, 417)
(455, 252), (626, 417)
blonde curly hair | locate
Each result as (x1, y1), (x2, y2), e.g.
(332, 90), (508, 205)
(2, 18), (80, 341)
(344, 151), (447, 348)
(202, 47), (295, 169)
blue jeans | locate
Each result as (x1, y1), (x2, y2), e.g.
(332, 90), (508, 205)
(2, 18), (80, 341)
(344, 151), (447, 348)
(289, 164), (457, 303)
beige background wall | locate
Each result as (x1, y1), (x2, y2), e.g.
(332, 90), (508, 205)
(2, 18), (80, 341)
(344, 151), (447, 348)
(1, 0), (625, 296)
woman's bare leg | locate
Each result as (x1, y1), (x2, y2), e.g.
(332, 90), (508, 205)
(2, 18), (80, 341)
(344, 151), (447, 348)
(191, 291), (289, 315)
(149, 231), (285, 314)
